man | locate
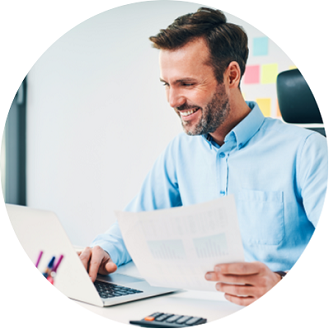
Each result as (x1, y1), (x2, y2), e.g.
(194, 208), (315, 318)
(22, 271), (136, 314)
(78, 7), (327, 306)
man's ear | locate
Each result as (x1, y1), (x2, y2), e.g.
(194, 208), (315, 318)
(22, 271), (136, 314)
(225, 61), (241, 88)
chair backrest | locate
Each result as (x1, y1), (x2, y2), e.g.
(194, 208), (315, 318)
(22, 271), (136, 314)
(276, 69), (325, 136)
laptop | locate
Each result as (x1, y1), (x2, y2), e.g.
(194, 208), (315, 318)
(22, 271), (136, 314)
(6, 204), (177, 307)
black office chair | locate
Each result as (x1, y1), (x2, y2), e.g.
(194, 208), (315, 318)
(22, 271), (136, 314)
(276, 69), (326, 137)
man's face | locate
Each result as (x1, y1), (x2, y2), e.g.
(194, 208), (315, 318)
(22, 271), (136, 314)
(159, 37), (230, 136)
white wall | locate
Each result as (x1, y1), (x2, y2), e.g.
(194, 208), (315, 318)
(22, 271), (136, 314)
(26, 1), (294, 246)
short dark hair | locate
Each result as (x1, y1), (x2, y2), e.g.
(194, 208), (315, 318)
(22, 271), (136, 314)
(149, 7), (249, 85)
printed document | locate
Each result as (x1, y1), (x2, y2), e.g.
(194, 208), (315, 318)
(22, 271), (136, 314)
(116, 195), (245, 291)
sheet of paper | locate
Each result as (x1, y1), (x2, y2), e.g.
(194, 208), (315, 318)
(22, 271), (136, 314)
(115, 195), (245, 292)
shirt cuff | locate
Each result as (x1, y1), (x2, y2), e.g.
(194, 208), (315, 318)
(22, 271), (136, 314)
(89, 240), (119, 265)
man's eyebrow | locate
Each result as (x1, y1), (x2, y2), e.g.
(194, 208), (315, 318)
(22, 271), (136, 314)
(159, 77), (197, 84)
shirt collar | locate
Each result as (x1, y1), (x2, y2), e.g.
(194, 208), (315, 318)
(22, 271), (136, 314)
(231, 101), (265, 149)
(202, 101), (265, 149)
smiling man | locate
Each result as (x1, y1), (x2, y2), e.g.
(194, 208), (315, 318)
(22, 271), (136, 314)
(79, 7), (328, 306)
(159, 36), (248, 146)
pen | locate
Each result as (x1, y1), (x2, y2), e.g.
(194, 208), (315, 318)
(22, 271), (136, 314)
(43, 256), (56, 278)
(47, 275), (54, 285)
(47, 255), (64, 285)
(52, 255), (64, 273)
(35, 251), (43, 268)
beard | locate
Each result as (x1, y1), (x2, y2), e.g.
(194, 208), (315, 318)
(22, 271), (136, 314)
(177, 84), (230, 136)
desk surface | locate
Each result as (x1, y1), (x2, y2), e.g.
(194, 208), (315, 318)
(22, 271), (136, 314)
(73, 261), (244, 325)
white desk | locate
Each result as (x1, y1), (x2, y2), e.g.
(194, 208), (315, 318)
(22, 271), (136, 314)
(74, 261), (244, 325)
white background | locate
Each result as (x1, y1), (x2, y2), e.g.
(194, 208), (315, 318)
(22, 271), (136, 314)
(0, 0), (328, 328)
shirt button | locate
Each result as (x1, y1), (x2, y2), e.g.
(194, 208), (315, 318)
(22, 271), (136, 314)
(218, 153), (225, 158)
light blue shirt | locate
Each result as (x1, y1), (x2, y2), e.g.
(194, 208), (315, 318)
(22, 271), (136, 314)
(91, 102), (328, 271)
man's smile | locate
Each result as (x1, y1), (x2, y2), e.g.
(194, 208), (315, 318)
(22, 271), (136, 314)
(176, 106), (202, 123)
(179, 107), (201, 118)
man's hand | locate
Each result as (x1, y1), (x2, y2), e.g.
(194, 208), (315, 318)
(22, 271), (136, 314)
(205, 261), (281, 306)
(78, 246), (117, 282)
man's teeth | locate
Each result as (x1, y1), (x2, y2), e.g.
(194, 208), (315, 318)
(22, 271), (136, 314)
(180, 108), (199, 116)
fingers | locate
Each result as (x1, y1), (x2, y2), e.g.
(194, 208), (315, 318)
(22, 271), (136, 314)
(78, 246), (117, 282)
(205, 261), (267, 285)
(205, 271), (256, 285)
(88, 246), (108, 282)
(79, 247), (92, 271)
(217, 281), (269, 301)
(216, 261), (265, 275)
(216, 282), (253, 297)
(224, 293), (255, 307)
(205, 261), (281, 306)
(104, 261), (117, 274)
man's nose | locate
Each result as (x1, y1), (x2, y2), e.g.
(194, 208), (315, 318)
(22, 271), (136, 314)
(167, 87), (186, 108)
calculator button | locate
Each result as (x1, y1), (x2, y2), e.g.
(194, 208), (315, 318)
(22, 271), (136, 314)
(155, 314), (174, 322)
(149, 312), (163, 318)
(176, 316), (192, 324)
(166, 315), (183, 323)
(144, 317), (155, 322)
(185, 317), (203, 325)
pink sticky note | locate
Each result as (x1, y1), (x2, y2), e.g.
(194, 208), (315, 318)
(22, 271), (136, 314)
(243, 65), (260, 84)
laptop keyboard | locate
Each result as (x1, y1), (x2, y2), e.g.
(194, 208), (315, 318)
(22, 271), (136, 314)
(94, 280), (143, 299)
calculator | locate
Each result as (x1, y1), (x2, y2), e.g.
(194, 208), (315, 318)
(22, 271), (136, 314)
(130, 312), (207, 327)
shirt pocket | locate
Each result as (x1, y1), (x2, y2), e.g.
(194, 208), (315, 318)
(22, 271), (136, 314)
(236, 189), (284, 245)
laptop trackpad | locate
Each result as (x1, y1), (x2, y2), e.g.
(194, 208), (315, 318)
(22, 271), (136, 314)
(97, 273), (144, 284)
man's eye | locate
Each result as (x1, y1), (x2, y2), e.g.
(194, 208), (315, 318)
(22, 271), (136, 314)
(162, 82), (169, 87)
(182, 83), (194, 87)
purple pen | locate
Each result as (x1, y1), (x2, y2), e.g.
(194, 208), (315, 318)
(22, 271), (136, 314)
(35, 251), (43, 268)
(52, 254), (64, 273)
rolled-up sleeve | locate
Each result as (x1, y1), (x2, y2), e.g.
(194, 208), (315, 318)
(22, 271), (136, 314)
(90, 138), (182, 266)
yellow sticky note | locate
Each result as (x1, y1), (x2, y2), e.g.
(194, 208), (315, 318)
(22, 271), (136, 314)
(289, 65), (297, 70)
(256, 98), (271, 117)
(276, 99), (282, 118)
(261, 63), (278, 84)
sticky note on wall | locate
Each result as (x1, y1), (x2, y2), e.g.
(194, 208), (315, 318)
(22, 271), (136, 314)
(276, 99), (282, 118)
(256, 98), (271, 117)
(253, 37), (269, 56)
(243, 65), (260, 84)
(261, 63), (278, 84)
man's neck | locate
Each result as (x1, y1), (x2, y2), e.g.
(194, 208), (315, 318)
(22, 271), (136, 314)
(210, 95), (251, 146)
